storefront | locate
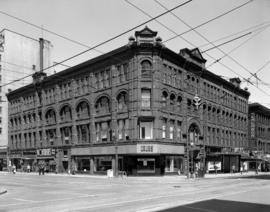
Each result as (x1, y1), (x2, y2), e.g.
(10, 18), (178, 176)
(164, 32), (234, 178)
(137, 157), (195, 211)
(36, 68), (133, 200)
(71, 143), (185, 175)
(36, 148), (57, 172)
(207, 152), (241, 173)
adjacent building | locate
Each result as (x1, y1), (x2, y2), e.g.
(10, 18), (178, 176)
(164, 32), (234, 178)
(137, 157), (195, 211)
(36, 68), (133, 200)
(0, 29), (53, 146)
(247, 103), (270, 171)
(7, 27), (250, 175)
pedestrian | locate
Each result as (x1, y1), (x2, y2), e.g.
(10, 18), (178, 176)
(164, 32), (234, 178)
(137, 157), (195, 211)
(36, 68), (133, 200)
(232, 164), (236, 173)
(27, 164), (31, 173)
(240, 165), (243, 175)
(38, 160), (45, 175)
(12, 164), (16, 174)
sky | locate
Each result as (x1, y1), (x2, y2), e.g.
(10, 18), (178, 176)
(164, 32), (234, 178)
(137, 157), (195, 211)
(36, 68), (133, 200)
(0, 0), (270, 106)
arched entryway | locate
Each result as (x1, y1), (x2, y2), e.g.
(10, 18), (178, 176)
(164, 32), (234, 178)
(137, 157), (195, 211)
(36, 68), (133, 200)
(187, 122), (205, 177)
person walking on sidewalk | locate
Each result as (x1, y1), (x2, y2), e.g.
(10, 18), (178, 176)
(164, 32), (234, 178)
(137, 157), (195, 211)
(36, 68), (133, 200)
(12, 164), (16, 174)
(27, 164), (31, 173)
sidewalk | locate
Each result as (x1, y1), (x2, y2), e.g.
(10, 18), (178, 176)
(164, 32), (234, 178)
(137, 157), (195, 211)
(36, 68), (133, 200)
(1, 170), (269, 180)
(205, 171), (270, 178)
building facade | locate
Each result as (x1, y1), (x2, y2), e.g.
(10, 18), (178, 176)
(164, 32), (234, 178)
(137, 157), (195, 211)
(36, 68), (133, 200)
(0, 29), (53, 146)
(7, 27), (250, 175)
(247, 103), (270, 171)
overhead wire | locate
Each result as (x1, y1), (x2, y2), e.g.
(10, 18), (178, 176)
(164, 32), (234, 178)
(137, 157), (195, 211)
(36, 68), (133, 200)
(163, 0), (254, 43)
(154, 0), (261, 81)
(0, 0), (192, 89)
(126, 0), (270, 99)
(153, 0), (270, 97)
(198, 20), (270, 48)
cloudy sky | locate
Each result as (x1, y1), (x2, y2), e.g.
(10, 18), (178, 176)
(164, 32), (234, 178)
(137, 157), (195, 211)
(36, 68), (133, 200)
(0, 0), (270, 105)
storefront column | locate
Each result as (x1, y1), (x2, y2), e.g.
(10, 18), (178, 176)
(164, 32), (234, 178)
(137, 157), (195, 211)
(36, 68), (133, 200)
(112, 157), (116, 176)
(170, 158), (174, 172)
(90, 157), (94, 174)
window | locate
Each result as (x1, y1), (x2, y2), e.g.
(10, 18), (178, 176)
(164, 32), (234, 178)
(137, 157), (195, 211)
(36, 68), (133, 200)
(176, 121), (181, 141)
(169, 121), (174, 139)
(118, 119), (124, 140)
(162, 119), (166, 139)
(140, 121), (153, 139)
(141, 60), (152, 77)
(141, 89), (151, 108)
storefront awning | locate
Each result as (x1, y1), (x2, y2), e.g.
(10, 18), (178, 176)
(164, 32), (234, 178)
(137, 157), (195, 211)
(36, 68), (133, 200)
(208, 152), (241, 156)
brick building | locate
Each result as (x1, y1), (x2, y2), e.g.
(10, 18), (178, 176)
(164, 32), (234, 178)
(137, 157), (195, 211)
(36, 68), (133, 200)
(7, 27), (250, 175)
(247, 103), (270, 171)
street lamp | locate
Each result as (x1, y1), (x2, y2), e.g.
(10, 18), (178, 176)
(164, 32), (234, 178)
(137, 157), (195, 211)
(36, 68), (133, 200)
(111, 130), (118, 177)
(190, 141), (194, 178)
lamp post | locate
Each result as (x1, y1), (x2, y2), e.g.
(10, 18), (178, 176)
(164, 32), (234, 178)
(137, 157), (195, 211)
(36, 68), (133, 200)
(112, 130), (118, 177)
(190, 141), (194, 178)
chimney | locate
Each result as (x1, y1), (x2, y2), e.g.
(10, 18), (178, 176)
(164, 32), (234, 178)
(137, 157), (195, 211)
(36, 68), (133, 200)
(39, 38), (44, 72)
(229, 78), (241, 88)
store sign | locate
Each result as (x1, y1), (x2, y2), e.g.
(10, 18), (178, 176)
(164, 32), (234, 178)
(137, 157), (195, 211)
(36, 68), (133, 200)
(137, 144), (157, 153)
(250, 113), (255, 138)
(37, 148), (56, 156)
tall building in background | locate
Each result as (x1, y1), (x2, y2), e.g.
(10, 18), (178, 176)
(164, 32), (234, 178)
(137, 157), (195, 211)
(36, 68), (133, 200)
(0, 29), (53, 146)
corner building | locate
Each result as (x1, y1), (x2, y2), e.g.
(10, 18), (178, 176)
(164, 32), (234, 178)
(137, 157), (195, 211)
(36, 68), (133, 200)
(7, 27), (249, 175)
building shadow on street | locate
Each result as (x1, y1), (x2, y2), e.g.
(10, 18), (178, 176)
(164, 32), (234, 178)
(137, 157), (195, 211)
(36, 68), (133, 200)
(158, 199), (270, 212)
(234, 174), (270, 180)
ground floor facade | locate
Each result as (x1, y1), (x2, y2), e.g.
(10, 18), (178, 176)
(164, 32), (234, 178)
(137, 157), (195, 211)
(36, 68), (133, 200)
(8, 142), (269, 176)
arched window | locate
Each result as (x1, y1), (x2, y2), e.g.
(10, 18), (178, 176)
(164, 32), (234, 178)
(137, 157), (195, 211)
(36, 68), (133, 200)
(60, 105), (72, 122)
(117, 91), (128, 111)
(76, 101), (90, 118)
(95, 96), (110, 114)
(176, 96), (182, 112)
(162, 91), (168, 108)
(45, 109), (56, 124)
(170, 93), (176, 106)
(141, 60), (152, 77)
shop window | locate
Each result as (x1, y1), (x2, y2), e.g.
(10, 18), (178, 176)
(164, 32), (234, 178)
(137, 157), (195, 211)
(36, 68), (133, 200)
(94, 156), (112, 172)
(140, 121), (153, 140)
(137, 158), (155, 173)
(165, 156), (183, 173)
(141, 89), (151, 108)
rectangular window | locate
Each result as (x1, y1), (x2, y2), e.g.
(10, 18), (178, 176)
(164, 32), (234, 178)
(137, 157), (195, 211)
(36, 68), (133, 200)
(141, 89), (151, 108)
(140, 121), (153, 139)
(118, 120), (124, 140)
(176, 121), (181, 141)
(169, 121), (174, 140)
(162, 121), (166, 139)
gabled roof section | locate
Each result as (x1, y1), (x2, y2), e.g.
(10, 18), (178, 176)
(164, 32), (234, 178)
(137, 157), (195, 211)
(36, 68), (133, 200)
(190, 48), (207, 63)
(135, 26), (158, 38)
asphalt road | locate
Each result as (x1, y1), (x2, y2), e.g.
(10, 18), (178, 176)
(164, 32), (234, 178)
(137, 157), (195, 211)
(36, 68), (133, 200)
(0, 172), (270, 212)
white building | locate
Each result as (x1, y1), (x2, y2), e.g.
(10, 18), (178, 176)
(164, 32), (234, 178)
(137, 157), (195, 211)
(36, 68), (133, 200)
(0, 29), (53, 145)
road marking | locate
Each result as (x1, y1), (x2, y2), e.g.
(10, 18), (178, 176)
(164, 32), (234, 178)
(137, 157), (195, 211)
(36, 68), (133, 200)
(13, 198), (39, 203)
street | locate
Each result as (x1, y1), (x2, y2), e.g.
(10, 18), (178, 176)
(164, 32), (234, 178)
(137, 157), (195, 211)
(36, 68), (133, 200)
(0, 172), (270, 212)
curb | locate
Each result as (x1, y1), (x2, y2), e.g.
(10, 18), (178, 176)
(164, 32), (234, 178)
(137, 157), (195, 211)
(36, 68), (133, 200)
(0, 189), (7, 195)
